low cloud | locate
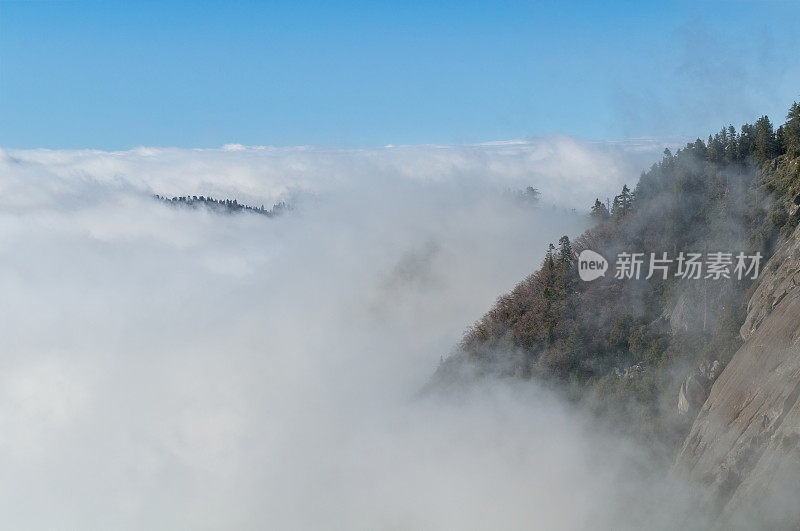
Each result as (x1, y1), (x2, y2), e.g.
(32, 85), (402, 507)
(0, 136), (671, 211)
(0, 137), (698, 529)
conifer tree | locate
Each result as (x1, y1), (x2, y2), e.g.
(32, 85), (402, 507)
(611, 185), (633, 218)
(591, 198), (610, 222)
(753, 115), (777, 163)
(784, 102), (800, 158)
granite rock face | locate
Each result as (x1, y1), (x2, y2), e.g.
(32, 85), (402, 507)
(675, 223), (800, 529)
(677, 360), (720, 416)
(740, 223), (800, 341)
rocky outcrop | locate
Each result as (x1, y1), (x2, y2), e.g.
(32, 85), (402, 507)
(674, 223), (800, 529)
(613, 361), (646, 379)
(678, 373), (707, 415)
(665, 290), (705, 334)
(678, 361), (720, 416)
(740, 225), (800, 342)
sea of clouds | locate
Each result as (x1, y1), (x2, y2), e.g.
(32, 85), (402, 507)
(0, 137), (701, 529)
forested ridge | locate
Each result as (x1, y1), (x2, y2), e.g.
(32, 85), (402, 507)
(434, 102), (800, 449)
(154, 194), (289, 217)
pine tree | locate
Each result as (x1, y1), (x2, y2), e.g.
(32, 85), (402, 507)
(777, 125), (787, 156)
(784, 102), (800, 158)
(590, 198), (610, 222)
(707, 134), (723, 162)
(523, 186), (541, 204)
(557, 235), (572, 265)
(611, 185), (633, 219)
(752, 115), (777, 164)
(724, 125), (739, 163)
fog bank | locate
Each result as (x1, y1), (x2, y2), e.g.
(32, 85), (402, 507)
(0, 138), (698, 529)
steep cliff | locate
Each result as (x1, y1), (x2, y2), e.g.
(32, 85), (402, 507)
(430, 105), (800, 526)
(675, 215), (800, 529)
(431, 120), (790, 447)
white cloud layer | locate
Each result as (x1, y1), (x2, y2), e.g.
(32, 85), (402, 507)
(0, 137), (695, 529)
(0, 136), (672, 212)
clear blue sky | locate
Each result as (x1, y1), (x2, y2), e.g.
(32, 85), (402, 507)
(1, 0), (799, 149)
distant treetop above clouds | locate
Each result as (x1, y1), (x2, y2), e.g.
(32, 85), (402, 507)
(0, 136), (673, 212)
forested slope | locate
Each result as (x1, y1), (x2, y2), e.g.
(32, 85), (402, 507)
(433, 103), (800, 452)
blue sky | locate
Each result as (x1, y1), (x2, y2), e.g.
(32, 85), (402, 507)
(1, 0), (799, 149)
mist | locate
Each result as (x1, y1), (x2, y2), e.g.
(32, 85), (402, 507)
(0, 138), (701, 529)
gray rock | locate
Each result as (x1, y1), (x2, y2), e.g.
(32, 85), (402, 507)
(613, 361), (646, 379)
(674, 222), (800, 529)
(678, 372), (710, 415)
(677, 360), (720, 415)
